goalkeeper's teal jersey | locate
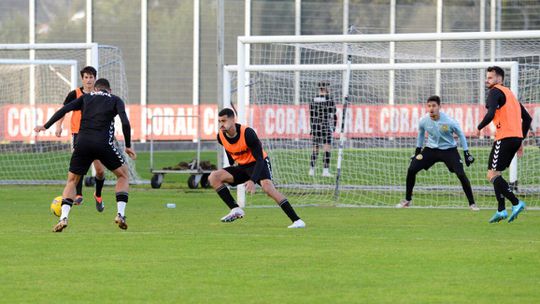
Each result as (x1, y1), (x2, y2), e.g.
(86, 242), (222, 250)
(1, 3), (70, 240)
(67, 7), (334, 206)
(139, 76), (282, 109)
(417, 112), (468, 151)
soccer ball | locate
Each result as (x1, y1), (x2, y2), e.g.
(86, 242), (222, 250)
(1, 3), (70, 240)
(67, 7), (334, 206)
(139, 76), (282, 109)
(50, 196), (63, 217)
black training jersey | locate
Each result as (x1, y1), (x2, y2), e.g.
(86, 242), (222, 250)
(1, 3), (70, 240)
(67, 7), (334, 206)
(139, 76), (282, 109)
(310, 94), (336, 130)
(44, 90), (132, 147)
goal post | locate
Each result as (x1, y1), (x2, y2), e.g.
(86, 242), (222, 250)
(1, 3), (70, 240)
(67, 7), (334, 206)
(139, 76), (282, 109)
(0, 43), (142, 185)
(230, 30), (540, 208)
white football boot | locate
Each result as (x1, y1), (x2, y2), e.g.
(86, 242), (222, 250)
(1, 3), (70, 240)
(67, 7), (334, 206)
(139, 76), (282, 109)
(322, 168), (332, 177)
(220, 207), (245, 222)
(288, 219), (306, 229)
(395, 199), (411, 208)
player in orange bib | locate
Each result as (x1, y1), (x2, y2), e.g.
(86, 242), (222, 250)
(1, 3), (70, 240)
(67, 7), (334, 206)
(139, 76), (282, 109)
(54, 66), (107, 212)
(477, 66), (532, 223)
(208, 108), (306, 228)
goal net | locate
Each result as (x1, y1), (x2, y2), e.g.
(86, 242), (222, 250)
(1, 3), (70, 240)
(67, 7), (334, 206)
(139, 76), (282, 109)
(0, 44), (141, 184)
(228, 31), (540, 208)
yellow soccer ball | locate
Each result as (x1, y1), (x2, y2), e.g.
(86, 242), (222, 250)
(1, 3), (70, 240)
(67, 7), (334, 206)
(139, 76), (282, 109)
(50, 196), (63, 217)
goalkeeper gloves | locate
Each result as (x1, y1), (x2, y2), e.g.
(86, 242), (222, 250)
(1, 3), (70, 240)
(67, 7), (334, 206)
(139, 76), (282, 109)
(410, 147), (422, 160)
(464, 150), (475, 167)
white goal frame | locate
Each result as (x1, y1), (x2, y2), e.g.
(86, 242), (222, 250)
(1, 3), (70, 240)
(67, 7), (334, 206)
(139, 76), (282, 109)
(230, 30), (540, 206)
(0, 58), (79, 99)
(0, 43), (142, 185)
(0, 59), (78, 146)
(0, 43), (98, 108)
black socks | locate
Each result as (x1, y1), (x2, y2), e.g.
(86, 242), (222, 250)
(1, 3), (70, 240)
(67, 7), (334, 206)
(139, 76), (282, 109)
(216, 185), (239, 209)
(95, 177), (105, 197)
(492, 176), (519, 209)
(279, 199), (300, 222)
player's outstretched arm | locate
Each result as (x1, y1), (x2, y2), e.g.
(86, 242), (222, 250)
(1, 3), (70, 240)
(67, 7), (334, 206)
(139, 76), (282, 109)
(456, 130), (475, 167)
(463, 150), (475, 166)
(451, 120), (474, 166)
(412, 120), (425, 159)
(245, 127), (265, 184)
(452, 120), (469, 151)
(35, 97), (83, 133)
(34, 125), (46, 133)
(517, 103), (533, 159)
(55, 90), (77, 136)
(54, 91), (76, 137)
(520, 103), (532, 138)
(477, 90), (500, 132)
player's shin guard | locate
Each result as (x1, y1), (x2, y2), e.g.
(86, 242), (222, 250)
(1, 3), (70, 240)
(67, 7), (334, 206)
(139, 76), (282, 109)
(60, 198), (73, 219)
(491, 176), (519, 206)
(323, 151), (331, 169)
(116, 192), (128, 217)
(95, 176), (105, 197)
(457, 174), (475, 205)
(216, 185), (239, 209)
(279, 199), (300, 222)
(76, 176), (84, 196)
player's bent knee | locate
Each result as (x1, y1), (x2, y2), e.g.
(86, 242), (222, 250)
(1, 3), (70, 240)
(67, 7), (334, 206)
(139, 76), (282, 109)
(407, 167), (420, 176)
(487, 170), (500, 182)
(208, 170), (225, 187)
(208, 171), (218, 184)
(260, 180), (275, 193)
(95, 169), (106, 179)
(112, 165), (129, 179)
(66, 173), (81, 185)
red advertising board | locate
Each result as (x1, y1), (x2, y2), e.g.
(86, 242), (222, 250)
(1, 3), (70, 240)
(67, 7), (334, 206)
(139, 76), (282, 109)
(2, 103), (539, 141)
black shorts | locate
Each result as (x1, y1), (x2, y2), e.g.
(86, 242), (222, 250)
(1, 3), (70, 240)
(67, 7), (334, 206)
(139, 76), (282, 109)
(488, 137), (522, 171)
(69, 135), (125, 175)
(409, 147), (465, 175)
(311, 129), (333, 145)
(224, 157), (273, 186)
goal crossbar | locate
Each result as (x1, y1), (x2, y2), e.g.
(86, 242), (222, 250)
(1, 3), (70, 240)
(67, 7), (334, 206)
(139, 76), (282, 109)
(226, 61), (518, 72)
(0, 43), (98, 50)
(238, 30), (540, 44)
(0, 43), (99, 68)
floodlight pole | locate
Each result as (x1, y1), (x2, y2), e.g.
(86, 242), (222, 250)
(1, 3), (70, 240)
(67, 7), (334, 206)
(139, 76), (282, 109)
(86, 0), (93, 67)
(294, 0), (301, 107)
(435, 0), (442, 96)
(140, 0), (148, 143)
(389, 0), (395, 105)
(217, 0), (225, 169)
(29, 0), (36, 144)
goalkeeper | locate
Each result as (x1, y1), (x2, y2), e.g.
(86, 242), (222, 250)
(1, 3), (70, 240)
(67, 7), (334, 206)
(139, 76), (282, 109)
(309, 81), (337, 177)
(396, 95), (478, 210)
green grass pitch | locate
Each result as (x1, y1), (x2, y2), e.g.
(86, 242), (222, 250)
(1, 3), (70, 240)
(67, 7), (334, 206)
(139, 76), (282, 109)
(1, 185), (539, 303)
